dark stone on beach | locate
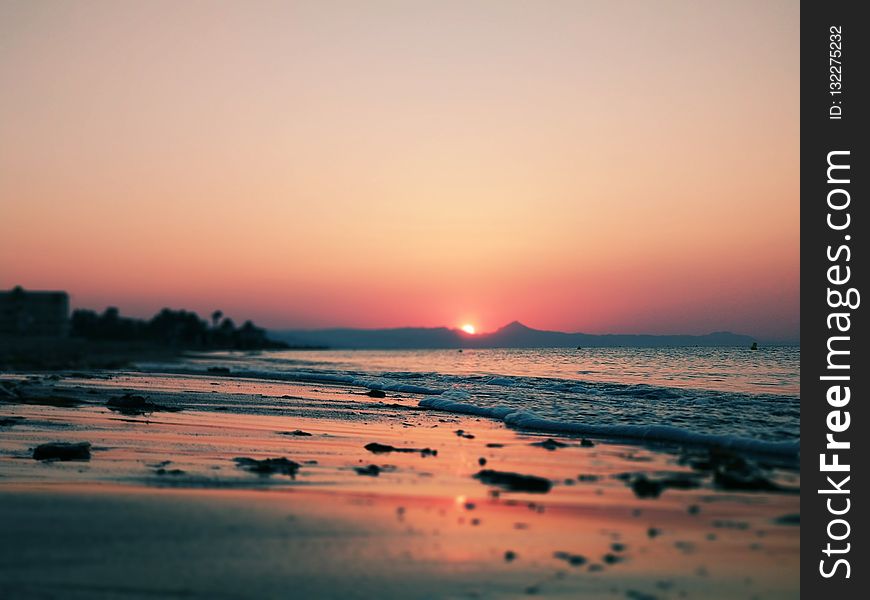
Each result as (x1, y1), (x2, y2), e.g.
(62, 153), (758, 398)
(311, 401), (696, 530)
(486, 443), (504, 448)
(531, 438), (568, 451)
(33, 441), (91, 461)
(554, 551), (587, 566)
(365, 389), (386, 398)
(687, 504), (701, 515)
(454, 429), (475, 439)
(773, 513), (800, 526)
(105, 393), (146, 411)
(207, 367), (231, 375)
(647, 527), (661, 538)
(478, 457), (487, 466)
(504, 550), (517, 562)
(580, 439), (595, 447)
(611, 543), (626, 552)
(234, 457), (300, 478)
(623, 472), (703, 498)
(578, 474), (600, 482)
(106, 393), (179, 416)
(279, 429), (313, 437)
(155, 467), (185, 476)
(630, 475), (665, 498)
(354, 464), (382, 476)
(364, 442), (437, 457)
(474, 469), (552, 493)
(603, 553), (622, 564)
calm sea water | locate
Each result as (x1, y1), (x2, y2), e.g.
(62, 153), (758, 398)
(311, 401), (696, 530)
(176, 346), (800, 453)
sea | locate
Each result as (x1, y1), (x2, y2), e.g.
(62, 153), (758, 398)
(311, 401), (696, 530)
(168, 346), (800, 457)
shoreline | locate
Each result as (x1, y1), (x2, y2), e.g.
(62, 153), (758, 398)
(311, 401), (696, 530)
(0, 369), (800, 599)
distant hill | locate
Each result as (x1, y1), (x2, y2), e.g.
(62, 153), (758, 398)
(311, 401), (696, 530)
(271, 321), (759, 350)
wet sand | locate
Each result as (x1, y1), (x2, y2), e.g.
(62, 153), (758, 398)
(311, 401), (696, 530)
(0, 371), (799, 599)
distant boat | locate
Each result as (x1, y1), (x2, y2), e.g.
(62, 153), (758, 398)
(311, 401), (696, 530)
(750, 342), (758, 351)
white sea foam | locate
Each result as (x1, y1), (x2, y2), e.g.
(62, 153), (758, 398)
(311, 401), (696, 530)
(148, 350), (801, 458)
(420, 396), (800, 458)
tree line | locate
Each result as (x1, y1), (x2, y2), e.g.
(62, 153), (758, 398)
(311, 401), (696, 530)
(70, 307), (289, 350)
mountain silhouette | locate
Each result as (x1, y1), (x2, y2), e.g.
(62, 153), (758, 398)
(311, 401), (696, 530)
(272, 322), (759, 350)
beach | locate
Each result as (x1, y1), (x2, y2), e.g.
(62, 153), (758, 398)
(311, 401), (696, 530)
(0, 0), (804, 595)
(1, 365), (799, 599)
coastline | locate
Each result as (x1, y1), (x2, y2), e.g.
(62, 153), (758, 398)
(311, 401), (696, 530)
(0, 336), (186, 371)
(0, 369), (799, 599)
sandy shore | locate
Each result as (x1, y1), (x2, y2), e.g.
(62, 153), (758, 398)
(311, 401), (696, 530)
(0, 371), (799, 599)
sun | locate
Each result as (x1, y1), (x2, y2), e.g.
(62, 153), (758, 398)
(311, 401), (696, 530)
(461, 323), (476, 335)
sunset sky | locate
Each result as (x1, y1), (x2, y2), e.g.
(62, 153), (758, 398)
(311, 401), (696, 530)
(0, 1), (799, 340)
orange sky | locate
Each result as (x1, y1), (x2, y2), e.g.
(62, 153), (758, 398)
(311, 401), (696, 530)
(0, 1), (799, 340)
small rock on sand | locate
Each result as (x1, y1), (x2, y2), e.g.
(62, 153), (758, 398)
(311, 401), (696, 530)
(33, 441), (91, 461)
(364, 442), (437, 457)
(354, 464), (382, 476)
(234, 457), (301, 478)
(155, 468), (185, 476)
(474, 469), (552, 493)
(106, 393), (178, 416)
(625, 473), (702, 499)
(531, 438), (569, 451)
(629, 475), (664, 498)
(553, 551), (587, 566)
(365, 389), (387, 398)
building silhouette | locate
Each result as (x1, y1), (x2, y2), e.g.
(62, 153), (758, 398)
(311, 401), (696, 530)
(0, 286), (70, 336)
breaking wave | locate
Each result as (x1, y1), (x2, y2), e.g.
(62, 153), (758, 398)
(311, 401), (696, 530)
(155, 347), (800, 459)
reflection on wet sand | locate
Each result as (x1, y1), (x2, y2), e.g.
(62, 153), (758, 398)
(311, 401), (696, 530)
(0, 372), (799, 599)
